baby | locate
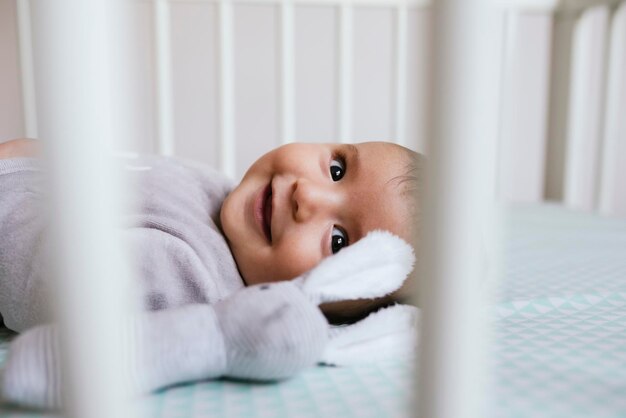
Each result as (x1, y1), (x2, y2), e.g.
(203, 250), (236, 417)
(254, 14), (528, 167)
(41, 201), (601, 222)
(0, 138), (422, 407)
(0, 138), (420, 326)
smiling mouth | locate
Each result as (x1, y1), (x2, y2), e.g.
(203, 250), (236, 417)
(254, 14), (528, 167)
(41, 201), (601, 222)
(262, 183), (273, 243)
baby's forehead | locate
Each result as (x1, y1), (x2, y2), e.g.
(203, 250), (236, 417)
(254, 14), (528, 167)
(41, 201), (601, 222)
(357, 206), (413, 247)
(316, 141), (418, 241)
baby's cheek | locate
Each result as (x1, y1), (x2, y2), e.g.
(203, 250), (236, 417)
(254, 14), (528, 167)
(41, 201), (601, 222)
(272, 239), (322, 281)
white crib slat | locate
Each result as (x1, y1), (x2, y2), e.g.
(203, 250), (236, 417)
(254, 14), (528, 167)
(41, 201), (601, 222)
(564, 5), (610, 211)
(218, 0), (236, 178)
(154, 0), (176, 156)
(418, 0), (500, 416)
(498, 12), (552, 202)
(167, 0), (431, 6)
(599, 2), (626, 216)
(407, 7), (432, 153)
(503, 0), (623, 14)
(280, 0), (295, 145)
(16, 0), (38, 139)
(338, 3), (353, 143)
(30, 1), (137, 416)
(545, 14), (576, 201)
(394, 1), (408, 146)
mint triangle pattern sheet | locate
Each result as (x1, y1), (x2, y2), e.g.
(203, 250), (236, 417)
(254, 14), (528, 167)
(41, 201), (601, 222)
(1, 204), (625, 418)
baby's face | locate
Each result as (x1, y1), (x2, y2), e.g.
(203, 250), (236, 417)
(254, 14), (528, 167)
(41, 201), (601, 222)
(220, 142), (412, 286)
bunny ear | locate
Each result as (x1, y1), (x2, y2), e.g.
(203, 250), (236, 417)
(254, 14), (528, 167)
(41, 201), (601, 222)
(294, 230), (415, 305)
(320, 304), (419, 366)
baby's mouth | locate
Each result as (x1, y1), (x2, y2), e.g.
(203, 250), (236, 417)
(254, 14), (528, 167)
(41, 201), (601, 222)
(262, 183), (273, 243)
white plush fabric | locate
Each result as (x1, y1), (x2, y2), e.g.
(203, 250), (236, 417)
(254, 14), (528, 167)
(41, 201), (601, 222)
(295, 230), (415, 304)
(322, 304), (419, 366)
(0, 231), (417, 410)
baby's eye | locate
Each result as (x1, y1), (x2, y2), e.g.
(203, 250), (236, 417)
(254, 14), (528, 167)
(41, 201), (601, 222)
(330, 157), (345, 182)
(331, 226), (348, 254)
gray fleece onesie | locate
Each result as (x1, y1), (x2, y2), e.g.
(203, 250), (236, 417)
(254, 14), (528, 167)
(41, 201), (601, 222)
(0, 155), (245, 332)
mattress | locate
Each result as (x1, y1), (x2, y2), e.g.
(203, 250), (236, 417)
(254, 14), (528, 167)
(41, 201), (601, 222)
(1, 203), (625, 418)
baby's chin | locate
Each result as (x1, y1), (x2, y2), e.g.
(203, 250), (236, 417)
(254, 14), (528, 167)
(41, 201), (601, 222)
(234, 255), (305, 287)
(218, 190), (245, 260)
(228, 247), (252, 286)
(234, 264), (266, 287)
(218, 194), (231, 237)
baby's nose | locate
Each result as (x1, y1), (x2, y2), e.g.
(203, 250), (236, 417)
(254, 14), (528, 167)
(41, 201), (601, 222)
(292, 179), (341, 222)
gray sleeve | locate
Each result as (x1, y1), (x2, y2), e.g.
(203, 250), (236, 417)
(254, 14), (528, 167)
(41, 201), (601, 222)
(0, 159), (53, 332)
(0, 156), (241, 331)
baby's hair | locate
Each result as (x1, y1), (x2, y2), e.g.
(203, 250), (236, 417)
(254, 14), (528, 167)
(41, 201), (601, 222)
(389, 147), (425, 194)
(322, 144), (425, 325)
(389, 145), (426, 233)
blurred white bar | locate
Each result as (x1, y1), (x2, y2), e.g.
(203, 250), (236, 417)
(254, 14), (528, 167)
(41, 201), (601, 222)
(497, 12), (552, 202)
(411, 7), (432, 153)
(16, 0), (38, 138)
(564, 5), (609, 211)
(496, 0), (622, 13)
(218, 0), (236, 178)
(30, 1), (137, 416)
(166, 0), (431, 5)
(154, 0), (176, 156)
(599, 2), (626, 216)
(418, 0), (500, 417)
(338, 2), (353, 143)
(545, 13), (576, 201)
(394, 1), (408, 146)
(280, 0), (296, 145)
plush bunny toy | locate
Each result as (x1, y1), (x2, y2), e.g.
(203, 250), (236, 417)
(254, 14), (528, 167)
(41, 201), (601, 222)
(0, 230), (419, 410)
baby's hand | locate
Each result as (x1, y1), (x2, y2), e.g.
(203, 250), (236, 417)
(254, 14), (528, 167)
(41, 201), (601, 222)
(0, 283), (329, 409)
(0, 138), (40, 159)
(214, 229), (417, 378)
(214, 282), (329, 380)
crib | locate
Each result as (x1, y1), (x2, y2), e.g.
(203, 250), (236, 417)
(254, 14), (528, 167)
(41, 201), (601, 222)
(0, 0), (625, 417)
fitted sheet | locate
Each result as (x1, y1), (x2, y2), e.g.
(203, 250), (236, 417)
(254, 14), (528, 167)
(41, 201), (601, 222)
(1, 204), (625, 417)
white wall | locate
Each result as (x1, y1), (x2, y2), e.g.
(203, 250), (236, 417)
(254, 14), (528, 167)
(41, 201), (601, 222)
(0, 0), (430, 178)
(0, 0), (25, 141)
(1, 0), (624, 216)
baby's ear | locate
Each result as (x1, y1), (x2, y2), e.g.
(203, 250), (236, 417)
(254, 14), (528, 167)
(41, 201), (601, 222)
(294, 230), (414, 305)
